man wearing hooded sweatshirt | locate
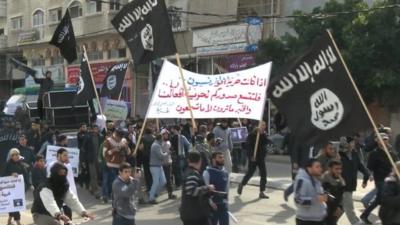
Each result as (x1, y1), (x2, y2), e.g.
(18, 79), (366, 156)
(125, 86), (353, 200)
(31, 162), (94, 225)
(294, 158), (327, 225)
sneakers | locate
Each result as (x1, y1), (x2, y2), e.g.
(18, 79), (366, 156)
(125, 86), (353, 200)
(360, 214), (372, 225)
(259, 192), (269, 199)
(237, 183), (243, 195)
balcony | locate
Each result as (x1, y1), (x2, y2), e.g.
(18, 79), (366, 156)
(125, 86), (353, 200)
(0, 1), (6, 18)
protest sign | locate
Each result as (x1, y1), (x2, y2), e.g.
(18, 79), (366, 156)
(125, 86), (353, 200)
(146, 60), (272, 120)
(104, 99), (129, 121)
(230, 127), (249, 143)
(46, 145), (80, 177)
(0, 175), (26, 214)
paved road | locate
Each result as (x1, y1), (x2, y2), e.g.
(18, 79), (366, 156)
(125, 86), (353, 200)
(0, 157), (380, 225)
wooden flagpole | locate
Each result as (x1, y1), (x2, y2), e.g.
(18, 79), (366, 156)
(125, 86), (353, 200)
(237, 118), (243, 127)
(117, 61), (130, 101)
(175, 53), (197, 131)
(83, 45), (104, 116)
(327, 30), (400, 178)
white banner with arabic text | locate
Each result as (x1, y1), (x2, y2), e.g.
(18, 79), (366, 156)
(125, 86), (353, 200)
(147, 60), (271, 120)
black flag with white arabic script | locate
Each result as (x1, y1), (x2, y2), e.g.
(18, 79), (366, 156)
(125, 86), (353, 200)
(269, 31), (371, 145)
(9, 57), (37, 77)
(100, 61), (129, 97)
(111, 0), (176, 65)
(49, 10), (77, 63)
(73, 53), (96, 105)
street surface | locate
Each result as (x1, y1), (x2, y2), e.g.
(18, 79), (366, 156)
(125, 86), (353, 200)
(0, 157), (380, 225)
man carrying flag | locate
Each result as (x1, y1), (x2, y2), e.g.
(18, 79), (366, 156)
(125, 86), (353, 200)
(100, 61), (129, 98)
(270, 30), (400, 225)
(34, 71), (54, 121)
(50, 10), (77, 63)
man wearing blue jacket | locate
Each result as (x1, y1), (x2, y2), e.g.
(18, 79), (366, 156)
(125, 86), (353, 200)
(294, 158), (327, 225)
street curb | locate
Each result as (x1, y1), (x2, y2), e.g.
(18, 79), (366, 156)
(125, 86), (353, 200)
(230, 173), (366, 202)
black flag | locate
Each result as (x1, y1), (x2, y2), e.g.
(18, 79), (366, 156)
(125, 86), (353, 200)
(73, 53), (96, 105)
(50, 10), (77, 63)
(9, 57), (37, 77)
(269, 31), (370, 145)
(100, 61), (129, 97)
(111, 0), (176, 65)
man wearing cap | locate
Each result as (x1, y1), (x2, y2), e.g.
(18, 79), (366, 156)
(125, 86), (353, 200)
(213, 119), (233, 174)
(360, 133), (399, 224)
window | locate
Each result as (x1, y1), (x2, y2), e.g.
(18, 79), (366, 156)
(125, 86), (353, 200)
(51, 56), (64, 65)
(87, 50), (103, 61)
(108, 48), (126, 59)
(87, 1), (102, 14)
(110, 0), (122, 11)
(49, 8), (62, 22)
(69, 1), (83, 18)
(33, 10), (44, 27)
(238, 0), (280, 16)
(31, 58), (45, 67)
(11, 17), (22, 30)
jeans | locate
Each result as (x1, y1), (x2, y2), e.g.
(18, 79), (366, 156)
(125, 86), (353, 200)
(102, 165), (118, 198)
(362, 181), (385, 218)
(361, 188), (377, 207)
(149, 166), (166, 201)
(241, 159), (267, 192)
(112, 214), (135, 225)
(211, 203), (229, 225)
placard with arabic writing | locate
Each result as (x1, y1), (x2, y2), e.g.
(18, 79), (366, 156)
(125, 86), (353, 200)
(0, 175), (25, 214)
(147, 60), (271, 120)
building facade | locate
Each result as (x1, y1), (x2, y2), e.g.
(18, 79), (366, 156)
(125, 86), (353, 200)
(3, 0), (350, 116)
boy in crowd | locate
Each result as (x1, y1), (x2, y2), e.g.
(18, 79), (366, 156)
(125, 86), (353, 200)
(203, 152), (229, 225)
(31, 155), (47, 189)
(321, 160), (345, 225)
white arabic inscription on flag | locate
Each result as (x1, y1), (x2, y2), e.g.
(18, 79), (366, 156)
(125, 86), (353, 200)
(272, 45), (338, 98)
(310, 88), (344, 130)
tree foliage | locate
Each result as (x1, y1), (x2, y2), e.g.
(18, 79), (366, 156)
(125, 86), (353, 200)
(256, 0), (400, 106)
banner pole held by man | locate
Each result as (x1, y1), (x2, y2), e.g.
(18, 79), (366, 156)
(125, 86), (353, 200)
(326, 30), (400, 177)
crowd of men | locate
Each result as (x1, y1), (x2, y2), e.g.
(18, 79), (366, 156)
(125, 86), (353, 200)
(1, 109), (400, 225)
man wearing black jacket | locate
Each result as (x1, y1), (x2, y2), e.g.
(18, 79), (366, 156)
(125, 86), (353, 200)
(180, 151), (215, 225)
(237, 121), (271, 199)
(379, 161), (400, 225)
(339, 136), (371, 225)
(33, 71), (54, 121)
(361, 133), (398, 224)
